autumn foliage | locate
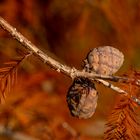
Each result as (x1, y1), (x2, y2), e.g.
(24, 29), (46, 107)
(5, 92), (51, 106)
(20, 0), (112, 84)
(0, 0), (140, 140)
(104, 98), (140, 140)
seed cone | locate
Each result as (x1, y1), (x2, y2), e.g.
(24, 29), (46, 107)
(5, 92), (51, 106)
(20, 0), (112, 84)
(84, 46), (124, 75)
(67, 77), (98, 119)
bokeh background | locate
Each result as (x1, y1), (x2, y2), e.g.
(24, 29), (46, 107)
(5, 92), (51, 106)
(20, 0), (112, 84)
(0, 0), (140, 139)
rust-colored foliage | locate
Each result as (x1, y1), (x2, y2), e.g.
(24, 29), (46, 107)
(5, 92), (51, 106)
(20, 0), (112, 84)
(0, 54), (28, 103)
(104, 70), (140, 140)
(104, 97), (140, 140)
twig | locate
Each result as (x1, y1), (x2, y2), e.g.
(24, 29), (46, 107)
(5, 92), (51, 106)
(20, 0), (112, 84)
(94, 79), (140, 105)
(0, 17), (140, 105)
(94, 79), (128, 94)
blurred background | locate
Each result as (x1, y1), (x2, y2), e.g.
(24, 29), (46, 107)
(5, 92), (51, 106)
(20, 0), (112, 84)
(0, 0), (140, 139)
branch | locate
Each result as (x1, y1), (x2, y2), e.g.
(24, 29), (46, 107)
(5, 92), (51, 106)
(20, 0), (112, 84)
(0, 17), (140, 85)
(0, 17), (140, 105)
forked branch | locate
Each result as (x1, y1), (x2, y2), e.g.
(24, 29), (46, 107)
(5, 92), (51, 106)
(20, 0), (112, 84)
(0, 17), (140, 105)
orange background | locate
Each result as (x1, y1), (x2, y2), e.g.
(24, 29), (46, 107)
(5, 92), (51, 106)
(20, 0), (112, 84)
(0, 0), (140, 139)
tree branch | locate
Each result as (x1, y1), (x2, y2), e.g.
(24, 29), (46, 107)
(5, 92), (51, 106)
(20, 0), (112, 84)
(0, 17), (140, 105)
(0, 17), (139, 84)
